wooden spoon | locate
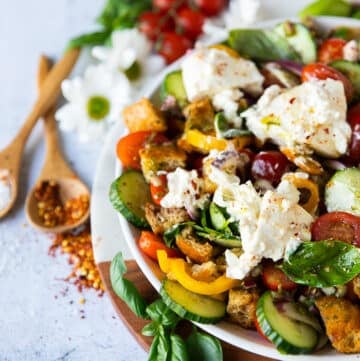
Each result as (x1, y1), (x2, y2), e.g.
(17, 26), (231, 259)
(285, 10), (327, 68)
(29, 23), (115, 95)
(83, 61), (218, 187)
(25, 55), (90, 233)
(0, 48), (80, 218)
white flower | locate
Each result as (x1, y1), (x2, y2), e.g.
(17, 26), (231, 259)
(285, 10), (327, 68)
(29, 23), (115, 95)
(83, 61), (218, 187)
(55, 64), (132, 142)
(92, 28), (165, 89)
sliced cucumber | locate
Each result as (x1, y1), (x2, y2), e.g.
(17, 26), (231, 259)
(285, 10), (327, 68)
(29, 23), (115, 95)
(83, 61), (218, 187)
(274, 22), (316, 64)
(331, 60), (360, 97)
(256, 292), (318, 354)
(325, 168), (360, 216)
(109, 170), (151, 228)
(209, 202), (228, 230)
(160, 70), (187, 107)
(160, 279), (226, 324)
(228, 29), (301, 62)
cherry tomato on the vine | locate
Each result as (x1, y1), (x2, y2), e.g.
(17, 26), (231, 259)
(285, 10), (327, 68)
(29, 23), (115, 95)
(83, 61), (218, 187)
(177, 7), (205, 40)
(194, 0), (227, 16)
(301, 62), (354, 102)
(152, 0), (183, 11)
(138, 12), (174, 41)
(318, 38), (347, 64)
(158, 32), (192, 64)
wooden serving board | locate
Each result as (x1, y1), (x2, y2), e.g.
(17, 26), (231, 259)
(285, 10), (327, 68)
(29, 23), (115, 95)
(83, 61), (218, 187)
(98, 260), (276, 361)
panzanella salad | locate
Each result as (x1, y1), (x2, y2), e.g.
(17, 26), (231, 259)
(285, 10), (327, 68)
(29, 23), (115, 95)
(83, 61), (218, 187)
(110, 20), (360, 355)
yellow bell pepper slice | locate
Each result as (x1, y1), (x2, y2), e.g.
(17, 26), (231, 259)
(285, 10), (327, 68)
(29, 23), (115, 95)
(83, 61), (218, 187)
(157, 250), (239, 295)
(281, 147), (323, 175)
(282, 173), (320, 214)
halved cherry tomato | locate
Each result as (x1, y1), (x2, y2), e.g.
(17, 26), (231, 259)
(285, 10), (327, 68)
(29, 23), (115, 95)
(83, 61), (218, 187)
(152, 0), (183, 11)
(311, 211), (360, 247)
(194, 0), (227, 16)
(158, 32), (192, 64)
(138, 231), (180, 261)
(138, 12), (174, 41)
(301, 63), (354, 102)
(177, 7), (205, 40)
(116, 131), (167, 170)
(262, 261), (297, 291)
(150, 174), (168, 206)
(318, 38), (347, 64)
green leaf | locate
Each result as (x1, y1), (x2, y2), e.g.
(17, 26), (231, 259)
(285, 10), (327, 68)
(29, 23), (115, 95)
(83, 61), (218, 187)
(97, 0), (151, 30)
(142, 321), (159, 337)
(186, 328), (223, 361)
(67, 30), (111, 50)
(148, 326), (170, 361)
(299, 0), (351, 17)
(282, 240), (360, 287)
(169, 334), (189, 361)
(228, 29), (301, 62)
(146, 299), (180, 327)
(163, 222), (195, 248)
(110, 252), (148, 318)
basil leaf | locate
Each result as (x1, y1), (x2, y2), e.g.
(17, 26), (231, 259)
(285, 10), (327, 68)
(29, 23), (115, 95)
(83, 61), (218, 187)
(146, 299), (180, 327)
(228, 29), (301, 62)
(163, 222), (195, 248)
(282, 240), (360, 287)
(169, 334), (189, 361)
(142, 321), (159, 337)
(67, 30), (111, 50)
(186, 328), (223, 361)
(148, 326), (170, 361)
(110, 252), (148, 319)
(299, 0), (351, 17)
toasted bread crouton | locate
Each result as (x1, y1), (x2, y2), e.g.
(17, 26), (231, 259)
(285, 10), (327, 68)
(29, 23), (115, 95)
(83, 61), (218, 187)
(226, 288), (260, 329)
(175, 226), (215, 264)
(349, 275), (360, 300)
(144, 203), (190, 235)
(315, 296), (360, 353)
(184, 97), (215, 132)
(122, 98), (167, 133)
(139, 143), (187, 183)
(191, 261), (221, 282)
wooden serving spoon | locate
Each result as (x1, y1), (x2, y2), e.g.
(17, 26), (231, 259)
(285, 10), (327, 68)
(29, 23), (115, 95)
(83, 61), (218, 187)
(0, 48), (80, 219)
(25, 55), (90, 233)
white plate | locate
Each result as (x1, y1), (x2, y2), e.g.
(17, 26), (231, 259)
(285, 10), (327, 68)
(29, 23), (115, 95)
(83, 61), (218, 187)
(92, 16), (360, 361)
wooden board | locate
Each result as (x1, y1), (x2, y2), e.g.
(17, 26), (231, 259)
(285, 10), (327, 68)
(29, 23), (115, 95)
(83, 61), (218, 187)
(98, 260), (277, 361)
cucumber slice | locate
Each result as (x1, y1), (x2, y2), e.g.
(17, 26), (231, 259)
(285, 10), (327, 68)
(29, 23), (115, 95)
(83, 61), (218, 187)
(274, 22), (316, 64)
(325, 168), (360, 216)
(160, 70), (187, 107)
(109, 170), (151, 228)
(256, 292), (318, 354)
(160, 279), (226, 324)
(331, 60), (360, 97)
(209, 202), (228, 230)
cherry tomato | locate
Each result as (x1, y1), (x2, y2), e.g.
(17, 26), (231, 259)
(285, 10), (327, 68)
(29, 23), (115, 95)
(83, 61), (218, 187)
(194, 0), (227, 16)
(150, 174), (168, 206)
(152, 0), (183, 11)
(116, 131), (167, 170)
(345, 103), (360, 165)
(318, 38), (347, 64)
(311, 211), (360, 247)
(177, 7), (205, 40)
(251, 151), (291, 187)
(158, 32), (192, 64)
(301, 63), (354, 102)
(138, 12), (174, 41)
(262, 261), (298, 292)
(138, 231), (180, 261)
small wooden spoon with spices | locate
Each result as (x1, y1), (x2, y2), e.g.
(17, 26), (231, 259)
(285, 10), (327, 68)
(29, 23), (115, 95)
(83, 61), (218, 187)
(0, 48), (80, 219)
(25, 55), (90, 233)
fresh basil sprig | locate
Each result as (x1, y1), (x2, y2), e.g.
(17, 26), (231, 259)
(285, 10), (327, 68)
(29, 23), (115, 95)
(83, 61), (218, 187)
(299, 0), (351, 18)
(282, 240), (360, 287)
(110, 252), (223, 361)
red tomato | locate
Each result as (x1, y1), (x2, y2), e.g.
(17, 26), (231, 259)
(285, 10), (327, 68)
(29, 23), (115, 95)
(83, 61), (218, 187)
(194, 0), (227, 16)
(138, 231), (180, 261)
(158, 32), (192, 64)
(138, 12), (174, 41)
(346, 103), (360, 165)
(318, 38), (347, 64)
(116, 131), (167, 170)
(152, 0), (183, 11)
(301, 63), (354, 102)
(251, 151), (291, 187)
(150, 174), (168, 206)
(262, 262), (298, 292)
(311, 211), (360, 247)
(177, 7), (205, 40)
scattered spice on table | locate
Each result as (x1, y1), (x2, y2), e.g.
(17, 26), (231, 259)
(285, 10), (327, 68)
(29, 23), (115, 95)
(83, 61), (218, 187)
(34, 180), (89, 227)
(49, 223), (104, 296)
